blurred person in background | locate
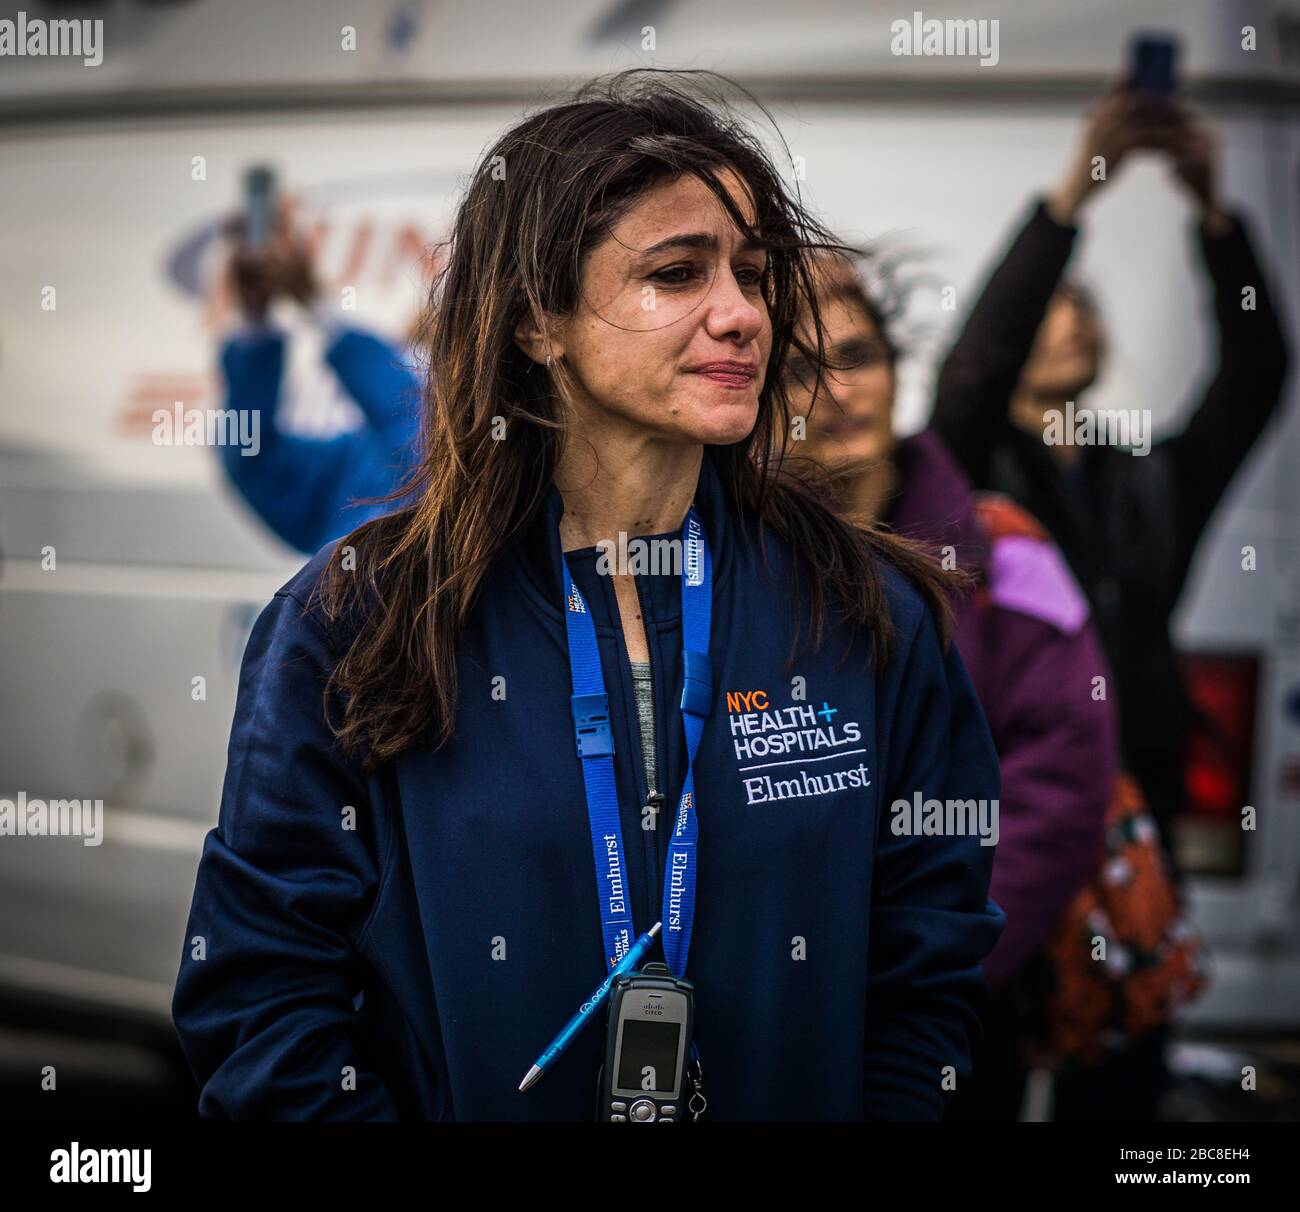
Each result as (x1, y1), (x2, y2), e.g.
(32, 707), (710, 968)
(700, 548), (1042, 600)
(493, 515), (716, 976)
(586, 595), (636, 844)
(929, 85), (1288, 1121)
(931, 87), (1289, 852)
(781, 251), (1118, 1120)
(218, 213), (423, 554)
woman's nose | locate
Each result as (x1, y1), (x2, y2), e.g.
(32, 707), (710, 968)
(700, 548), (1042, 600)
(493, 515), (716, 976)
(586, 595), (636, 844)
(703, 269), (766, 342)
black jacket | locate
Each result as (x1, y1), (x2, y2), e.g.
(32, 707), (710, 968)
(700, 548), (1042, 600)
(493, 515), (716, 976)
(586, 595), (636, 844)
(931, 199), (1289, 834)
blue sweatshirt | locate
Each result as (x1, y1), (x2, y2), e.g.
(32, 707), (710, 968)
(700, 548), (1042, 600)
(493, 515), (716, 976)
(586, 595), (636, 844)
(172, 447), (1005, 1121)
(217, 325), (422, 554)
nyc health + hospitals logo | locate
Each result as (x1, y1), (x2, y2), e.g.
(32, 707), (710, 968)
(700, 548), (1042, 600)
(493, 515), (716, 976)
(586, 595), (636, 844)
(724, 689), (870, 806)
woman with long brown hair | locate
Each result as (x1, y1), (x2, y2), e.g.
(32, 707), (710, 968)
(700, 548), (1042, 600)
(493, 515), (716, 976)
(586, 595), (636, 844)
(172, 70), (1004, 1122)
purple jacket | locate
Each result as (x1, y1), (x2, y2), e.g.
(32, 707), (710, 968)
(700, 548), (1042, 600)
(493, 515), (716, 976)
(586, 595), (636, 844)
(887, 429), (1117, 990)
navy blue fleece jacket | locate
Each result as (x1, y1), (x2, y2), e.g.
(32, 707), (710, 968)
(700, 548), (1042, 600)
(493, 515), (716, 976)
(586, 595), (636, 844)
(173, 448), (1005, 1121)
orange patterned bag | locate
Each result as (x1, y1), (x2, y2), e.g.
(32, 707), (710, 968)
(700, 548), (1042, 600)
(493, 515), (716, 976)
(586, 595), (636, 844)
(1026, 773), (1210, 1069)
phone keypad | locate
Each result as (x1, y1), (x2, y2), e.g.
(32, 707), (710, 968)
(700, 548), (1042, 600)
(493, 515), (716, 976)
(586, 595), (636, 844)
(608, 1099), (678, 1121)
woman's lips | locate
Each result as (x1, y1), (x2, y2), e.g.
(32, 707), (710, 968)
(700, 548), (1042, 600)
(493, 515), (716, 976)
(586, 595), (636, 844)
(695, 370), (754, 388)
(687, 362), (758, 390)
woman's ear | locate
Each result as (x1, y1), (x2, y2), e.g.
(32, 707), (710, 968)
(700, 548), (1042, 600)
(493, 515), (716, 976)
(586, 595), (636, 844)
(513, 314), (565, 367)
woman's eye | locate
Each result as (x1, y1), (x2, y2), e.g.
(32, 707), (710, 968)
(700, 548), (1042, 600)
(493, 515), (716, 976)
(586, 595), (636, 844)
(736, 265), (767, 288)
(650, 264), (700, 286)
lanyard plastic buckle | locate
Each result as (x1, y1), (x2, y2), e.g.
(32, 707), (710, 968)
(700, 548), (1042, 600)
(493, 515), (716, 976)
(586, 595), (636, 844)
(680, 649), (712, 718)
(571, 692), (614, 757)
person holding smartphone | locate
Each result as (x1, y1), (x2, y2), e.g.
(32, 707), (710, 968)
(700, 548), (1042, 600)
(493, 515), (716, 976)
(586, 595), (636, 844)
(216, 211), (424, 554)
(171, 70), (1005, 1121)
(930, 85), (1289, 850)
(929, 81), (1289, 1120)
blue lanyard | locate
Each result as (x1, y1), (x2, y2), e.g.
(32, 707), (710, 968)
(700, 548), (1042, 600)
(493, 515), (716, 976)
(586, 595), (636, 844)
(562, 505), (713, 980)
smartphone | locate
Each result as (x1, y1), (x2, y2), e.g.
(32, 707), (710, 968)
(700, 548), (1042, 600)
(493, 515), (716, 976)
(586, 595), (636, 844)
(242, 165), (277, 249)
(1129, 33), (1180, 96)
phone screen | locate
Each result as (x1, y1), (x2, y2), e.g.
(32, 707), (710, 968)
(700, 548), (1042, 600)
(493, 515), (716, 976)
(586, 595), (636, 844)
(616, 1019), (682, 1094)
(1130, 34), (1179, 96)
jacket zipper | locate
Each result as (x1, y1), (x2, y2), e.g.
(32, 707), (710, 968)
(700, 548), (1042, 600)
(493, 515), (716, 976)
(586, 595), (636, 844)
(630, 572), (667, 958)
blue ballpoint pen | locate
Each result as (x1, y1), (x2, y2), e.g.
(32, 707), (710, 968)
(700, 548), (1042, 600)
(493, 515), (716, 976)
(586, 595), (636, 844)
(518, 922), (662, 1093)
